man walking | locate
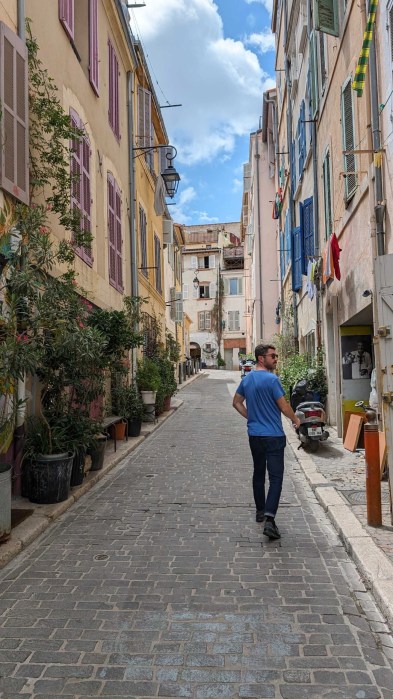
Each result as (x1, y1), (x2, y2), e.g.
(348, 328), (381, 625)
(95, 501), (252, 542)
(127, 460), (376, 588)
(233, 343), (301, 540)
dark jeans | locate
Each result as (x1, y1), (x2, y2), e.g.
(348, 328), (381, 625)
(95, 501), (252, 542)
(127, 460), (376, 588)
(248, 435), (286, 517)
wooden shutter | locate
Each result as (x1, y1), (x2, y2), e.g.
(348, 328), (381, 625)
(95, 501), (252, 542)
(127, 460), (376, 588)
(59, 0), (74, 39)
(139, 205), (148, 277)
(0, 22), (28, 204)
(280, 230), (285, 280)
(319, 32), (327, 92)
(314, 0), (339, 37)
(108, 39), (120, 139)
(228, 311), (234, 331)
(322, 151), (332, 239)
(234, 310), (240, 331)
(137, 86), (153, 167)
(285, 211), (291, 267)
(205, 312), (211, 330)
(198, 311), (205, 331)
(170, 287), (176, 320)
(291, 139), (296, 193)
(107, 173), (116, 287)
(298, 101), (306, 177)
(389, 5), (393, 63)
(209, 254), (215, 269)
(154, 234), (162, 292)
(190, 256), (198, 268)
(175, 292), (183, 323)
(302, 197), (314, 271)
(70, 108), (82, 249)
(341, 79), (357, 200)
(182, 283), (189, 300)
(81, 134), (93, 265)
(89, 0), (99, 95)
(210, 281), (216, 298)
(292, 226), (303, 292)
(310, 31), (319, 118)
(115, 181), (123, 292)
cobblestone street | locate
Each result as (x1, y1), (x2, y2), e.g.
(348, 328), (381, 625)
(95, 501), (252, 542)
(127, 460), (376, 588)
(1, 373), (393, 698)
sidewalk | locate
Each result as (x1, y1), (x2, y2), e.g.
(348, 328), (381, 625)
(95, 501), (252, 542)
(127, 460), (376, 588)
(0, 371), (204, 571)
(284, 420), (393, 627)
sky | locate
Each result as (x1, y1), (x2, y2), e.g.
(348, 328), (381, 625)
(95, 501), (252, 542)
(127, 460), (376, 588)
(128, 0), (276, 226)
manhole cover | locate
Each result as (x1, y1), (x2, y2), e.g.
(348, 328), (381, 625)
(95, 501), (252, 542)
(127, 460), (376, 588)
(94, 554), (109, 561)
(341, 490), (390, 505)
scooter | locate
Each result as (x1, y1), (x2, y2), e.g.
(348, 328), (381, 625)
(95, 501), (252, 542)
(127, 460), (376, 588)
(240, 358), (255, 378)
(290, 379), (329, 451)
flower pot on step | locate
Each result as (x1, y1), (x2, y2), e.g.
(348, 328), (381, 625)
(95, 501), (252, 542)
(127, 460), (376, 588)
(109, 419), (127, 441)
(28, 452), (74, 504)
(163, 395), (171, 412)
(127, 418), (142, 438)
(89, 435), (107, 471)
(70, 448), (86, 487)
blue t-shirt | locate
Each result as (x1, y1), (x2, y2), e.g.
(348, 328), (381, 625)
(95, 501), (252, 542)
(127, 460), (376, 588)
(236, 370), (285, 437)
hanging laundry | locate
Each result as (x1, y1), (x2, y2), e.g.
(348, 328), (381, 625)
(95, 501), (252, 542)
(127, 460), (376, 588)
(306, 260), (314, 300)
(331, 232), (342, 281)
(352, 0), (379, 97)
(272, 189), (283, 219)
(322, 237), (334, 285)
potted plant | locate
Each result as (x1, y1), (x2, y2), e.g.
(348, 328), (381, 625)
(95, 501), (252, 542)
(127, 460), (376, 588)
(88, 431), (108, 472)
(136, 357), (161, 405)
(217, 352), (226, 370)
(155, 358), (177, 413)
(124, 384), (144, 437)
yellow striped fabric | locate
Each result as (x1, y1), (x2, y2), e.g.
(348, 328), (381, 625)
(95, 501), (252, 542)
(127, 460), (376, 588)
(352, 0), (378, 97)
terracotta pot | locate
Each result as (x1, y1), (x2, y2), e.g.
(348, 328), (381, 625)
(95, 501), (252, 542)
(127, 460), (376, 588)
(163, 395), (171, 412)
(109, 419), (127, 441)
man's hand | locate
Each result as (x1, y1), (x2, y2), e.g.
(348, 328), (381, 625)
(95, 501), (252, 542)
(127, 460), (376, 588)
(233, 392), (247, 419)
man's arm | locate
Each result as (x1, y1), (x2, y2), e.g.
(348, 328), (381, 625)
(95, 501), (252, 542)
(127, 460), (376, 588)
(276, 396), (301, 428)
(233, 392), (247, 419)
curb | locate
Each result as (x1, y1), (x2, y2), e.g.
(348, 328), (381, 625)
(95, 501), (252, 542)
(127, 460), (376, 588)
(284, 422), (393, 627)
(0, 372), (204, 571)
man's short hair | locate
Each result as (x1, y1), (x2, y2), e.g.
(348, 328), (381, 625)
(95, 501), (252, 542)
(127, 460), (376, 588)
(255, 343), (276, 362)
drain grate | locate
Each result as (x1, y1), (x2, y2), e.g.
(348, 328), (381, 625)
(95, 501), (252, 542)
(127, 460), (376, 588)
(341, 490), (390, 505)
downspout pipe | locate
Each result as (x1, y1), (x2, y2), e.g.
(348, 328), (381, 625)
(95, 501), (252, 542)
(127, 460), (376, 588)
(264, 94), (282, 321)
(255, 133), (264, 340)
(127, 71), (138, 297)
(368, 2), (385, 256)
(283, 0), (299, 348)
(312, 120), (322, 347)
(17, 0), (25, 40)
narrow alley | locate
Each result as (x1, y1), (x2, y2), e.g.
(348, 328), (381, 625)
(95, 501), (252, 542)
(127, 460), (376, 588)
(1, 373), (393, 699)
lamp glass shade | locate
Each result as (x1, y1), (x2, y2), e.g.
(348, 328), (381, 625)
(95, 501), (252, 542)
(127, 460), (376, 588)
(161, 165), (180, 198)
(193, 276), (199, 290)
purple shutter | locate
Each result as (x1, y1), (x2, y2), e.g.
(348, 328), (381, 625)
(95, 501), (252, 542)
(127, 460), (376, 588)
(59, 0), (74, 40)
(114, 182), (123, 292)
(89, 0), (99, 95)
(108, 39), (120, 140)
(107, 173), (117, 287)
(81, 135), (93, 265)
(70, 109), (82, 256)
(0, 22), (29, 204)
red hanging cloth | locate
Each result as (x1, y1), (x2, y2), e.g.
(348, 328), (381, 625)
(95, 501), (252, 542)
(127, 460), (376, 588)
(331, 232), (342, 281)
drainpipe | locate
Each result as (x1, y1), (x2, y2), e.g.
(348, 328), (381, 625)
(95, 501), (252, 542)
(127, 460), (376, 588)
(17, 0), (25, 40)
(368, 5), (384, 256)
(311, 120), (322, 348)
(255, 133), (264, 340)
(264, 94), (283, 328)
(283, 0), (299, 349)
(127, 71), (139, 379)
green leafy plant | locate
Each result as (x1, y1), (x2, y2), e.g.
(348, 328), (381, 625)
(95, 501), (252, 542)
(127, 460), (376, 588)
(136, 357), (161, 393)
(124, 384), (144, 421)
(217, 352), (226, 367)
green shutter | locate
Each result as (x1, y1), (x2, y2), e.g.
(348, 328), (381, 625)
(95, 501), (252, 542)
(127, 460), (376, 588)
(341, 78), (357, 200)
(322, 151), (332, 240)
(314, 0), (339, 36)
(310, 32), (319, 118)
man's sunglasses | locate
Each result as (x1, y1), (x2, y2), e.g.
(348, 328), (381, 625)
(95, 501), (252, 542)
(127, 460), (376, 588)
(263, 353), (278, 359)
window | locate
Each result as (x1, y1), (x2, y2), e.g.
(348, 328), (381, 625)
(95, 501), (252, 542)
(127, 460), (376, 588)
(70, 109), (92, 265)
(198, 254), (215, 269)
(59, 0), (74, 40)
(0, 22), (29, 204)
(322, 150), (333, 239)
(107, 173), (123, 292)
(228, 310), (240, 332)
(182, 283), (189, 300)
(199, 285), (210, 299)
(154, 234), (162, 293)
(225, 278), (243, 295)
(302, 197), (314, 270)
(341, 77), (357, 201)
(292, 225), (303, 292)
(108, 38), (120, 139)
(138, 86), (153, 170)
(139, 205), (148, 277)
(198, 311), (211, 331)
(314, 0), (339, 36)
(297, 101), (306, 179)
(89, 0), (99, 94)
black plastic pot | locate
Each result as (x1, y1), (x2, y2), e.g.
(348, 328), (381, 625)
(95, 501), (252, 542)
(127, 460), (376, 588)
(89, 436), (107, 471)
(70, 448), (85, 487)
(29, 452), (74, 504)
(128, 418), (142, 438)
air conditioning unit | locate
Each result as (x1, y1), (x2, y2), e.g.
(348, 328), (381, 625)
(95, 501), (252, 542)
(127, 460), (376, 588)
(163, 219), (174, 245)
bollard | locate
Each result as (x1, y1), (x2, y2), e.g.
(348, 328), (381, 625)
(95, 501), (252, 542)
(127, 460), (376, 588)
(364, 407), (382, 527)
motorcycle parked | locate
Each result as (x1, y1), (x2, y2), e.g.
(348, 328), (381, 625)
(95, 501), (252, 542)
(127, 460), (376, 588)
(240, 358), (255, 378)
(290, 379), (329, 451)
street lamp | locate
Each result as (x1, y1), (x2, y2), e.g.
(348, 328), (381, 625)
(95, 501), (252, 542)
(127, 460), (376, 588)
(132, 144), (180, 199)
(193, 274), (200, 290)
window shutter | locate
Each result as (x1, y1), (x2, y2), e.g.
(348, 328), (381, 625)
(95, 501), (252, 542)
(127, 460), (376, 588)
(292, 226), (303, 292)
(70, 109), (82, 254)
(191, 255), (198, 268)
(154, 234), (162, 293)
(175, 291), (183, 323)
(170, 287), (176, 321)
(210, 281), (216, 298)
(107, 173), (117, 287)
(223, 278), (229, 295)
(341, 79), (357, 200)
(310, 31), (319, 118)
(81, 134), (93, 265)
(198, 311), (205, 331)
(280, 230), (285, 280)
(390, 5), (393, 63)
(228, 311), (234, 331)
(238, 277), (243, 294)
(285, 211), (291, 268)
(192, 284), (198, 299)
(137, 86), (153, 166)
(139, 205), (147, 276)
(59, 0), (74, 40)
(302, 197), (314, 270)
(205, 312), (211, 330)
(319, 32), (327, 92)
(89, 0), (99, 95)
(0, 22), (29, 204)
(235, 310), (240, 331)
(209, 254), (215, 268)
(114, 182), (123, 291)
(298, 101), (306, 177)
(314, 0), (339, 36)
(291, 139), (296, 193)
(182, 283), (189, 300)
(322, 152), (332, 239)
(108, 39), (120, 139)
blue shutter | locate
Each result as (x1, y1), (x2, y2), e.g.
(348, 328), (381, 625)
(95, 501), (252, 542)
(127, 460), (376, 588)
(291, 140), (296, 193)
(280, 230), (285, 280)
(303, 197), (314, 268)
(292, 227), (303, 292)
(285, 211), (291, 268)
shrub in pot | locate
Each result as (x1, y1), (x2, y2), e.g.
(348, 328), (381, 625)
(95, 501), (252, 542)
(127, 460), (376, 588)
(136, 357), (161, 405)
(124, 384), (144, 437)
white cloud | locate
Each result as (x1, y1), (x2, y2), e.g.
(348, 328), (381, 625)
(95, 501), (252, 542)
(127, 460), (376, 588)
(246, 29), (275, 54)
(128, 0), (274, 166)
(232, 178), (243, 193)
(243, 0), (273, 15)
